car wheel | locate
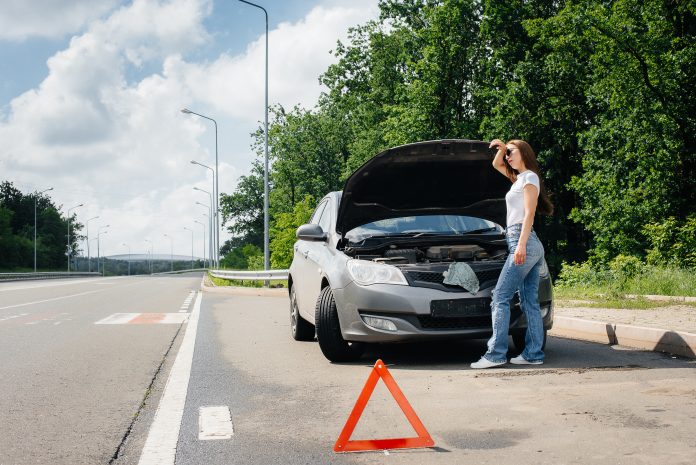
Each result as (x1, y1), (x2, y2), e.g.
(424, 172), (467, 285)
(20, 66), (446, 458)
(512, 329), (547, 353)
(290, 285), (315, 341)
(315, 286), (365, 362)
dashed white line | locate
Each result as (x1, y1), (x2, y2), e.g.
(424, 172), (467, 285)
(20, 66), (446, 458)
(138, 291), (202, 465)
(0, 290), (102, 310)
(198, 406), (234, 440)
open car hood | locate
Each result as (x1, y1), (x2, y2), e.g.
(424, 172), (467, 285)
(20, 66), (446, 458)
(336, 139), (510, 235)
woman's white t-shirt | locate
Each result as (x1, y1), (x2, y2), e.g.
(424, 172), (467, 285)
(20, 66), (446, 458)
(505, 170), (540, 227)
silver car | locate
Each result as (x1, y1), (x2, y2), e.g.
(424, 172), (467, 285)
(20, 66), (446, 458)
(289, 139), (554, 362)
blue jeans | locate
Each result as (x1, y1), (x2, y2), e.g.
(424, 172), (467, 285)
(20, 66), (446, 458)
(483, 224), (545, 363)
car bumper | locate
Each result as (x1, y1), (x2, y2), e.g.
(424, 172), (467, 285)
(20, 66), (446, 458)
(332, 281), (554, 343)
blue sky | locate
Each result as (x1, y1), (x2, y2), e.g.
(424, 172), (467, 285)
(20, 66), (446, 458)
(0, 0), (379, 257)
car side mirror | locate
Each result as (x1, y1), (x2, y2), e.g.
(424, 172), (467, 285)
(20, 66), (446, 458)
(296, 223), (328, 242)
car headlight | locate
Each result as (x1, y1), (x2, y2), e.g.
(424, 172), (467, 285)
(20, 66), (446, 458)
(346, 259), (408, 286)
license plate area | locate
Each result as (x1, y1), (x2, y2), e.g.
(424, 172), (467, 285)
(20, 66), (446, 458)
(430, 298), (490, 318)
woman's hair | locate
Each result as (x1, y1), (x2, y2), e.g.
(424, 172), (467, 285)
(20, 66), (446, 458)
(504, 139), (554, 215)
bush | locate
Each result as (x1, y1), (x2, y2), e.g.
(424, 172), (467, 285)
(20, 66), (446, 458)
(644, 215), (696, 269)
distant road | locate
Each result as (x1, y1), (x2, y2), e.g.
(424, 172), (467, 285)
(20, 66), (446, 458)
(0, 274), (203, 464)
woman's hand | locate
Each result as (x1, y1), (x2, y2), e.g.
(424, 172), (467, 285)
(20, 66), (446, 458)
(513, 244), (526, 265)
(489, 139), (505, 152)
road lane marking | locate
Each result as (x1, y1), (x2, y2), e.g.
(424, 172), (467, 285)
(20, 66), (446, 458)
(138, 291), (201, 465)
(0, 277), (123, 292)
(95, 313), (189, 325)
(0, 290), (102, 310)
(198, 406), (234, 440)
(0, 313), (29, 322)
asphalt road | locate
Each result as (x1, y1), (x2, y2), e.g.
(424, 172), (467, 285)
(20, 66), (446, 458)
(0, 274), (202, 465)
(2, 278), (695, 464)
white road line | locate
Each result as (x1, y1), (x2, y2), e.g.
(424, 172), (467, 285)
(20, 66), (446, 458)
(0, 313), (29, 322)
(198, 406), (234, 440)
(0, 277), (123, 292)
(138, 291), (202, 465)
(0, 290), (102, 310)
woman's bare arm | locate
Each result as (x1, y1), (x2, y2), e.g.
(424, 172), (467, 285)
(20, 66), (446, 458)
(489, 139), (512, 180)
(514, 184), (539, 265)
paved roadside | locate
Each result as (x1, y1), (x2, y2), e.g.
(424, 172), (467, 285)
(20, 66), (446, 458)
(552, 301), (696, 358)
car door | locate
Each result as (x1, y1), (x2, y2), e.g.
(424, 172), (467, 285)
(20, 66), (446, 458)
(293, 200), (327, 320)
(298, 198), (334, 321)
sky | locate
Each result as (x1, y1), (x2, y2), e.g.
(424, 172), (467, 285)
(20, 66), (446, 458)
(0, 0), (380, 260)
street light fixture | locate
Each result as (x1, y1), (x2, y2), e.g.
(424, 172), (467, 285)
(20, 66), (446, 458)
(145, 239), (153, 274)
(97, 225), (109, 275)
(34, 187), (53, 272)
(191, 164), (217, 267)
(194, 220), (206, 268)
(122, 243), (131, 276)
(182, 110), (220, 268)
(67, 203), (84, 272)
(183, 227), (194, 270)
(238, 0), (270, 279)
(163, 233), (173, 272)
(85, 216), (99, 273)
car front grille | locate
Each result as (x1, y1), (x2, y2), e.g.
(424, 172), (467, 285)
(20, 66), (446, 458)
(405, 268), (501, 288)
(417, 315), (492, 330)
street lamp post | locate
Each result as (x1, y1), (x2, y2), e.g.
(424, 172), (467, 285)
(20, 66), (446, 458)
(163, 234), (173, 272)
(194, 220), (206, 268)
(66, 203), (84, 272)
(184, 227), (194, 270)
(122, 243), (131, 276)
(194, 188), (214, 266)
(238, 0), (270, 279)
(97, 225), (109, 275)
(85, 216), (99, 273)
(183, 113), (219, 268)
(191, 163), (217, 267)
(34, 187), (53, 272)
(145, 239), (153, 274)
(199, 211), (210, 268)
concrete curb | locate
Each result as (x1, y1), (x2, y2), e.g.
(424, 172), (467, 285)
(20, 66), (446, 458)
(550, 316), (696, 359)
(201, 279), (288, 297)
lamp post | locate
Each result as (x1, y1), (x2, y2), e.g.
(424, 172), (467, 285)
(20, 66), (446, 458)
(199, 211), (210, 268)
(66, 203), (83, 272)
(85, 216), (99, 273)
(191, 163), (217, 267)
(145, 239), (153, 274)
(194, 189), (214, 266)
(122, 243), (131, 276)
(183, 227), (194, 270)
(238, 0), (270, 278)
(163, 234), (173, 272)
(34, 187), (53, 272)
(194, 220), (206, 268)
(182, 112), (219, 268)
(97, 225), (109, 275)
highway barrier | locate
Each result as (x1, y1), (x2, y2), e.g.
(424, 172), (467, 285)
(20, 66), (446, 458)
(209, 269), (289, 281)
(0, 272), (101, 282)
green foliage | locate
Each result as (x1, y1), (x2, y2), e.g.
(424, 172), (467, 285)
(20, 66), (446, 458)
(225, 0), (695, 270)
(219, 243), (263, 270)
(0, 181), (83, 271)
(644, 215), (696, 268)
(219, 161), (265, 250)
(269, 195), (315, 269)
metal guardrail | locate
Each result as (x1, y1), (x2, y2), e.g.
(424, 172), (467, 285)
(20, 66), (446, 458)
(209, 269), (289, 280)
(0, 272), (101, 282)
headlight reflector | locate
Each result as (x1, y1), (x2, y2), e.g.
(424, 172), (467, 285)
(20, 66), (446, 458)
(346, 259), (408, 286)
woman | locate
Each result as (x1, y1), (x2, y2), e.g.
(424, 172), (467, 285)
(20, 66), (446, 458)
(471, 139), (554, 369)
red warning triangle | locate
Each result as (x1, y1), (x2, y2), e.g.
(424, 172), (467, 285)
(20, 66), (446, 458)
(333, 359), (435, 453)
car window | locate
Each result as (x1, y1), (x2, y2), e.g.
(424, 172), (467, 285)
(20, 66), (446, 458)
(345, 215), (502, 242)
(310, 201), (327, 225)
(318, 201), (332, 233)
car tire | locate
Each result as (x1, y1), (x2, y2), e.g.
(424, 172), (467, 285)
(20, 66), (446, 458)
(290, 285), (315, 341)
(315, 286), (365, 362)
(512, 329), (547, 353)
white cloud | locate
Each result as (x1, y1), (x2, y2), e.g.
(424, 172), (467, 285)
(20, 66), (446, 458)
(0, 0), (379, 257)
(0, 0), (120, 41)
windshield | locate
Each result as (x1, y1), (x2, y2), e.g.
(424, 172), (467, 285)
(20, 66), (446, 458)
(345, 215), (503, 242)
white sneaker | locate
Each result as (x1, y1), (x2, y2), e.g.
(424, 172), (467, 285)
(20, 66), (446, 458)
(509, 355), (543, 365)
(470, 357), (506, 369)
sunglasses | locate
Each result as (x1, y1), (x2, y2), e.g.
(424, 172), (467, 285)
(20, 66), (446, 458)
(505, 148), (514, 158)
